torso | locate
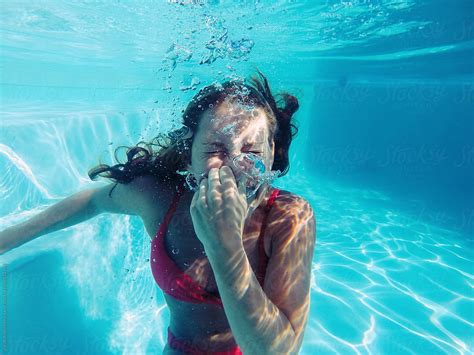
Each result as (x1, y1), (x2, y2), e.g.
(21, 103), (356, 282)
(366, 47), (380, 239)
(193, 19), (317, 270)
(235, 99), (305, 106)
(138, 177), (288, 351)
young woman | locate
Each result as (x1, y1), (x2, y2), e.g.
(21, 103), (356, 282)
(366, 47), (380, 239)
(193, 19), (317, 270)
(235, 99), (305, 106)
(0, 72), (316, 354)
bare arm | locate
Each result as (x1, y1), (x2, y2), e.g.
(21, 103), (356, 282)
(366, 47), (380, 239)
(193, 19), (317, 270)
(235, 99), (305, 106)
(0, 176), (156, 255)
(0, 189), (99, 255)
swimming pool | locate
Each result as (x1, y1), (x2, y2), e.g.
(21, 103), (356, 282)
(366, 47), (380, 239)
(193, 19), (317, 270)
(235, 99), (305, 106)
(1, 1), (473, 354)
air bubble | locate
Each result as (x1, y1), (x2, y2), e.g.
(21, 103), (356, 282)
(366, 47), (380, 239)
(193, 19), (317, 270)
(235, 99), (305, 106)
(172, 248), (180, 254)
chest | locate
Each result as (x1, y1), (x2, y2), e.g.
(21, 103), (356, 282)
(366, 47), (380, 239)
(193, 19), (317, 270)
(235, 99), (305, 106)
(146, 197), (273, 293)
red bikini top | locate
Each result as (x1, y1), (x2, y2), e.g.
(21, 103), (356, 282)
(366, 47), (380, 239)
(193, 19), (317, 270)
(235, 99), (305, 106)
(150, 183), (280, 306)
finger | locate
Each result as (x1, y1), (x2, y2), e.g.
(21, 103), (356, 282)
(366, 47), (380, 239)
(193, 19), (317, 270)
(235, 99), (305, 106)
(207, 168), (220, 190)
(207, 168), (221, 209)
(220, 166), (238, 191)
(199, 177), (208, 209)
(191, 184), (199, 209)
(190, 179), (204, 216)
(197, 172), (208, 185)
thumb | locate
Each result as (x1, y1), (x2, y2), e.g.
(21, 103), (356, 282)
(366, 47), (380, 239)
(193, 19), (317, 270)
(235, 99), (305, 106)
(238, 174), (248, 197)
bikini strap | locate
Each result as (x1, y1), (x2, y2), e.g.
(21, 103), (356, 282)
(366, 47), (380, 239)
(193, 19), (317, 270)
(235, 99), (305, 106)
(266, 188), (280, 210)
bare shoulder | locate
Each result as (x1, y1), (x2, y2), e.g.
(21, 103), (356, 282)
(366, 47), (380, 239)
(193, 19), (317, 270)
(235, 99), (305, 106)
(271, 188), (314, 213)
(123, 175), (175, 214)
(267, 188), (316, 242)
(128, 175), (164, 194)
(91, 175), (170, 217)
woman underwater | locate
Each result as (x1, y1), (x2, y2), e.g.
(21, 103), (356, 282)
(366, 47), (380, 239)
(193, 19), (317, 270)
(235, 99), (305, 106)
(0, 72), (316, 354)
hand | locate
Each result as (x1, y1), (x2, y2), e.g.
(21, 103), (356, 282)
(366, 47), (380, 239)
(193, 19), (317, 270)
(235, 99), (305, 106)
(189, 166), (250, 252)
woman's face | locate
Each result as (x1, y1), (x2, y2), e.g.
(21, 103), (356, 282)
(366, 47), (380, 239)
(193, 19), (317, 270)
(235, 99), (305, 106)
(186, 97), (275, 187)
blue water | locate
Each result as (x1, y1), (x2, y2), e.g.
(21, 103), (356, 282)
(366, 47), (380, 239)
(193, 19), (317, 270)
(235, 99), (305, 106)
(0, 1), (473, 354)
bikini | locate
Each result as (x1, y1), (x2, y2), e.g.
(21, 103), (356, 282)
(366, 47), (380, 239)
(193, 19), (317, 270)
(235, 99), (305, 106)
(150, 183), (280, 354)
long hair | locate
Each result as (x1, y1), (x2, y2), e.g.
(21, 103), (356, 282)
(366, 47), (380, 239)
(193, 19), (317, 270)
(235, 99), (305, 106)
(88, 70), (299, 194)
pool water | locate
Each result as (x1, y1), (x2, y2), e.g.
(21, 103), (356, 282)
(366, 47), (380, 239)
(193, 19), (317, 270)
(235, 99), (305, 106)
(1, 1), (473, 354)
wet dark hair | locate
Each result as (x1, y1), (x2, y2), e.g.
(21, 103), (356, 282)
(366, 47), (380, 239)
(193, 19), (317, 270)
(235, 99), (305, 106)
(88, 70), (299, 193)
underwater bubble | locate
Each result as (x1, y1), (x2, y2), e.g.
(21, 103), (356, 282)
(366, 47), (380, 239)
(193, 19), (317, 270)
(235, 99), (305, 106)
(163, 81), (172, 91)
(172, 248), (180, 254)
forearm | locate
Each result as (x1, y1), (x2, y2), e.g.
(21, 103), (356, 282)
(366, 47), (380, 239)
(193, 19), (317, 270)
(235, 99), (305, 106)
(0, 190), (98, 254)
(205, 239), (297, 354)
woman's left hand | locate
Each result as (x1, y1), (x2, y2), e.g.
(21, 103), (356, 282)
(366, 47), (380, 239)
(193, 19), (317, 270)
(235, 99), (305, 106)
(189, 166), (250, 252)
